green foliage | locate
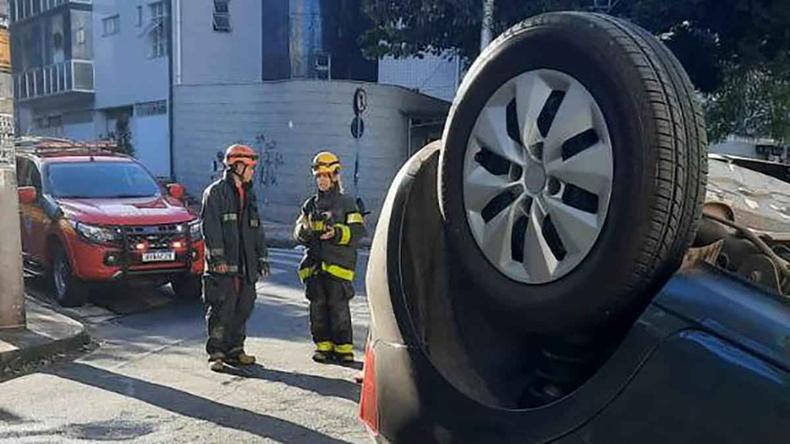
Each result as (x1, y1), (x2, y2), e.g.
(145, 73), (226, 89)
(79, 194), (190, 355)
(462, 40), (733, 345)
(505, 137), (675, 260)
(360, 0), (790, 143)
(704, 59), (790, 144)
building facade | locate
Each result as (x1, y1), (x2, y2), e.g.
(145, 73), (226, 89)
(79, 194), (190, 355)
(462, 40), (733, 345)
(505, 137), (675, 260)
(171, 0), (449, 223)
(10, 0), (172, 177)
(9, 0), (95, 140)
(92, 0), (170, 176)
(10, 0), (453, 223)
(711, 136), (788, 163)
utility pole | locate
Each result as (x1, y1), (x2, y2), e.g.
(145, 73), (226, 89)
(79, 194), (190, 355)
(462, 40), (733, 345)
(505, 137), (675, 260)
(480, 0), (495, 50)
(0, 0), (26, 330)
(0, 133), (23, 330)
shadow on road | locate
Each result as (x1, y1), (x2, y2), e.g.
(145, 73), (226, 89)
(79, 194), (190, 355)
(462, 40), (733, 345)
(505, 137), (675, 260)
(0, 408), (28, 424)
(50, 362), (351, 444)
(219, 364), (361, 403)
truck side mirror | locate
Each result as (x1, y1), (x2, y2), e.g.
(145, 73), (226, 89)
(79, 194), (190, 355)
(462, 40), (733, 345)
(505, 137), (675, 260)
(167, 183), (185, 200)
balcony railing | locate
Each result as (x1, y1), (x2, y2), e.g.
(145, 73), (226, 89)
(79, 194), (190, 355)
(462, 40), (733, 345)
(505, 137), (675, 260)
(13, 59), (94, 101)
(10, 0), (92, 24)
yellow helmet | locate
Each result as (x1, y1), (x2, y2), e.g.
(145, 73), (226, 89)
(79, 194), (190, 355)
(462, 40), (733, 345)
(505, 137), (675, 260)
(312, 151), (341, 176)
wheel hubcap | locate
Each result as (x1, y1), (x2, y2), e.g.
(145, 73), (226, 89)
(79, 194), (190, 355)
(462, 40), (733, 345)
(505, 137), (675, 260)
(463, 69), (614, 284)
(524, 164), (547, 195)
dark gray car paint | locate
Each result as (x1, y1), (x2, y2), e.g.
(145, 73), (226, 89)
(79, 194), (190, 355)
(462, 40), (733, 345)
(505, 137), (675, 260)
(366, 146), (790, 443)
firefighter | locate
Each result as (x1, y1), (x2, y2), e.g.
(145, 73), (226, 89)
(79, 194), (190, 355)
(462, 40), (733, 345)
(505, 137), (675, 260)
(201, 144), (270, 372)
(294, 151), (366, 363)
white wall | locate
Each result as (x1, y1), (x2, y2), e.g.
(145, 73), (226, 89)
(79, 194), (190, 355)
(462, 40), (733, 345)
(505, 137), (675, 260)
(62, 111), (96, 140)
(133, 114), (170, 177)
(378, 54), (460, 102)
(173, 80), (449, 224)
(92, 0), (170, 176)
(92, 0), (169, 109)
(711, 140), (759, 158)
(174, 0), (262, 85)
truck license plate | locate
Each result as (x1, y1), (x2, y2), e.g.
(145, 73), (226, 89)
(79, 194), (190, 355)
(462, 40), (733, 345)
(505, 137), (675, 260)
(142, 251), (175, 262)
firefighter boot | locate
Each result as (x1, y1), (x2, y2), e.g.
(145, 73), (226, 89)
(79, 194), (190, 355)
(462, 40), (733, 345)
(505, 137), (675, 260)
(334, 343), (355, 363)
(227, 351), (256, 366)
(313, 341), (334, 363)
(208, 353), (225, 372)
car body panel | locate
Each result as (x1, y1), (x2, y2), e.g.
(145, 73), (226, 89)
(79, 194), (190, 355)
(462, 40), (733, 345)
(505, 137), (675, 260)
(16, 150), (204, 285)
(655, 267), (790, 371)
(57, 196), (195, 226)
(560, 330), (789, 444)
(364, 145), (790, 443)
(706, 155), (790, 240)
(19, 198), (52, 262)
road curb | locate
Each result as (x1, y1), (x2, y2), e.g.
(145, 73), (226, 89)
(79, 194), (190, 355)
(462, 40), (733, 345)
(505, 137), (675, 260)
(0, 296), (90, 374)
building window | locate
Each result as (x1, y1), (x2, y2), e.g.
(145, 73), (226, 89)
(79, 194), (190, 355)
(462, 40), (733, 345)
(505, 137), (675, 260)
(150, 1), (166, 20)
(212, 0), (231, 32)
(76, 27), (86, 44)
(102, 15), (120, 36)
(148, 2), (167, 58)
(136, 6), (143, 27)
(134, 100), (168, 117)
(34, 115), (62, 129)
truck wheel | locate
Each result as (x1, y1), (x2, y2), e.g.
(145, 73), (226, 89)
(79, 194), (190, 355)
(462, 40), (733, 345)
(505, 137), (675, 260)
(439, 12), (707, 332)
(172, 275), (203, 300)
(52, 246), (89, 307)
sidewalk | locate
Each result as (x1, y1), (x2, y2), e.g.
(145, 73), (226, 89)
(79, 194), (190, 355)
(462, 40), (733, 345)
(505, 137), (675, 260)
(0, 296), (89, 375)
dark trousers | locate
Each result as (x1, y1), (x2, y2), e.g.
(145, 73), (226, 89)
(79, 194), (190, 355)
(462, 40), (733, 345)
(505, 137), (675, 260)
(306, 274), (354, 347)
(203, 274), (256, 357)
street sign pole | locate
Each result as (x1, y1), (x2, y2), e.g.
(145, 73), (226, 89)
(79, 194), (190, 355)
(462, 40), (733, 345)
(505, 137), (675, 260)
(0, 117), (25, 330)
(352, 88), (367, 196)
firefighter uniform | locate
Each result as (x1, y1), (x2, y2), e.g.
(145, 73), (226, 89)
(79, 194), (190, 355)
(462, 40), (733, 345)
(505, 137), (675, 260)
(294, 153), (366, 361)
(201, 145), (269, 368)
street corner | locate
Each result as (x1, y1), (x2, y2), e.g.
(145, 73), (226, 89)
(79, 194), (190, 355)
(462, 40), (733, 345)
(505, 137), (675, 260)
(0, 295), (90, 378)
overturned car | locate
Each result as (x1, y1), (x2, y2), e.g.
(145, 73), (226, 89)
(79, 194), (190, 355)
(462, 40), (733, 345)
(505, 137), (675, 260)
(359, 12), (789, 444)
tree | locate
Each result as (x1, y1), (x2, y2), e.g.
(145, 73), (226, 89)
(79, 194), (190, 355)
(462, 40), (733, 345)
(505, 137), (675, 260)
(704, 59), (790, 143)
(360, 0), (590, 61)
(363, 0), (789, 90)
(361, 0), (790, 142)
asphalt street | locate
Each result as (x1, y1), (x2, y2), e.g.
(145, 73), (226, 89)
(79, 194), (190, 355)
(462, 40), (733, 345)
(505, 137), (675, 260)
(0, 248), (371, 443)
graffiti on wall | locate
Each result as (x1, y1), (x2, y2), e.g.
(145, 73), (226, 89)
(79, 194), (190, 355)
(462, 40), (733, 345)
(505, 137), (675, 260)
(208, 134), (284, 188)
(254, 133), (284, 188)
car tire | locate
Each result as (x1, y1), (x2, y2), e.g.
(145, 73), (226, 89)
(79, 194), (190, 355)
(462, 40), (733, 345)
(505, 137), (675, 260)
(52, 245), (89, 308)
(439, 12), (707, 332)
(172, 275), (203, 300)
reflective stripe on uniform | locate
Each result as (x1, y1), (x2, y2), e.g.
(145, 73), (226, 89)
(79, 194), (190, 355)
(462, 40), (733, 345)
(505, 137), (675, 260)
(298, 266), (316, 282)
(315, 341), (334, 352)
(321, 262), (354, 281)
(310, 220), (326, 231)
(335, 224), (351, 245)
(334, 343), (353, 354)
(208, 248), (224, 257)
(212, 264), (239, 273)
(221, 213), (238, 222)
(250, 219), (260, 228)
(346, 212), (364, 224)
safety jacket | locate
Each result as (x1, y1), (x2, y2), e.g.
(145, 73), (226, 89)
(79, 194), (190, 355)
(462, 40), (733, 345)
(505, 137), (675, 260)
(294, 188), (366, 282)
(201, 170), (268, 284)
